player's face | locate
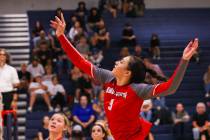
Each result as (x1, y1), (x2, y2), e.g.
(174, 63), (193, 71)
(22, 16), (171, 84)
(91, 125), (105, 140)
(48, 114), (66, 134)
(112, 56), (131, 78)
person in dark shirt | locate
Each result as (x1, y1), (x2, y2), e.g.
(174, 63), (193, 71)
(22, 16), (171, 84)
(38, 115), (50, 140)
(95, 19), (110, 49)
(87, 7), (102, 33)
(32, 21), (44, 38)
(192, 102), (209, 140)
(75, 1), (88, 28)
(18, 63), (31, 92)
(150, 33), (161, 60)
(121, 23), (137, 47)
(37, 41), (52, 67)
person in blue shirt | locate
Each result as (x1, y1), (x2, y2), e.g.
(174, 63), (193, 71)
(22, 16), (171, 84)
(72, 94), (95, 137)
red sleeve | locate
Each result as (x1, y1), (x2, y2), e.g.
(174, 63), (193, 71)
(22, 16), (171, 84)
(58, 34), (94, 77)
(152, 59), (189, 97)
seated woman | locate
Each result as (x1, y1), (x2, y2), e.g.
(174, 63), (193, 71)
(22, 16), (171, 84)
(37, 115), (50, 140)
(28, 74), (53, 112)
(48, 75), (66, 112)
(172, 103), (190, 140)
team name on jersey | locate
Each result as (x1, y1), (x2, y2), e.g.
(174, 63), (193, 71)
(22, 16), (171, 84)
(105, 87), (127, 99)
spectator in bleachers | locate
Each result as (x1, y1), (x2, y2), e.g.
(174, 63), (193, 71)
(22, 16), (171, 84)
(140, 100), (154, 140)
(27, 57), (45, 78)
(121, 0), (129, 14)
(91, 123), (108, 140)
(37, 115), (50, 140)
(48, 75), (66, 112)
(70, 66), (82, 92)
(152, 97), (166, 110)
(150, 33), (161, 60)
(75, 1), (88, 28)
(18, 63), (31, 92)
(120, 47), (130, 58)
(71, 124), (84, 140)
(125, 1), (136, 17)
(90, 49), (104, 67)
(140, 99), (153, 122)
(90, 34), (102, 51)
(48, 113), (69, 140)
(203, 65), (210, 98)
(28, 74), (53, 112)
(72, 94), (95, 138)
(77, 74), (93, 100)
(42, 65), (54, 82)
(121, 23), (137, 47)
(203, 122), (210, 140)
(93, 90), (105, 120)
(95, 19), (110, 49)
(172, 103), (190, 140)
(106, 0), (121, 18)
(32, 21), (44, 38)
(132, 0), (145, 17)
(36, 41), (53, 67)
(33, 30), (51, 50)
(192, 102), (209, 140)
(133, 44), (148, 59)
(68, 21), (83, 42)
(75, 36), (90, 55)
(152, 107), (173, 126)
(87, 7), (102, 33)
(66, 15), (78, 35)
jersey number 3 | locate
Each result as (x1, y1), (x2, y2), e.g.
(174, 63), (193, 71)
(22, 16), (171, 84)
(108, 99), (115, 111)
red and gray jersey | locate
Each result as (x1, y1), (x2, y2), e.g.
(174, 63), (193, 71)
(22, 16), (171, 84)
(58, 35), (189, 140)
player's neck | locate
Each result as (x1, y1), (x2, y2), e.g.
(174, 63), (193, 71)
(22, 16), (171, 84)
(49, 132), (62, 140)
(116, 77), (130, 86)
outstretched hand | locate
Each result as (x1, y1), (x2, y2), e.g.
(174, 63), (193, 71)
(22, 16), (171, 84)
(182, 38), (199, 60)
(50, 12), (66, 37)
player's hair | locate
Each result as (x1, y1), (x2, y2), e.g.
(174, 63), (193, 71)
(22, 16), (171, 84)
(128, 55), (167, 83)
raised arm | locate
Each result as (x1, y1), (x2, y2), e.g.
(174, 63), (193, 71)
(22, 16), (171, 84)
(50, 13), (93, 77)
(134, 39), (199, 99)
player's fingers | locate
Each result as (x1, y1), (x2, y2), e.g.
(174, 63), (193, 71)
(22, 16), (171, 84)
(60, 12), (65, 24)
(55, 16), (62, 24)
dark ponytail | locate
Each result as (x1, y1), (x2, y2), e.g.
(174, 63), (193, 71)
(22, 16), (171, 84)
(128, 55), (167, 84)
(128, 56), (146, 83)
(146, 68), (168, 82)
